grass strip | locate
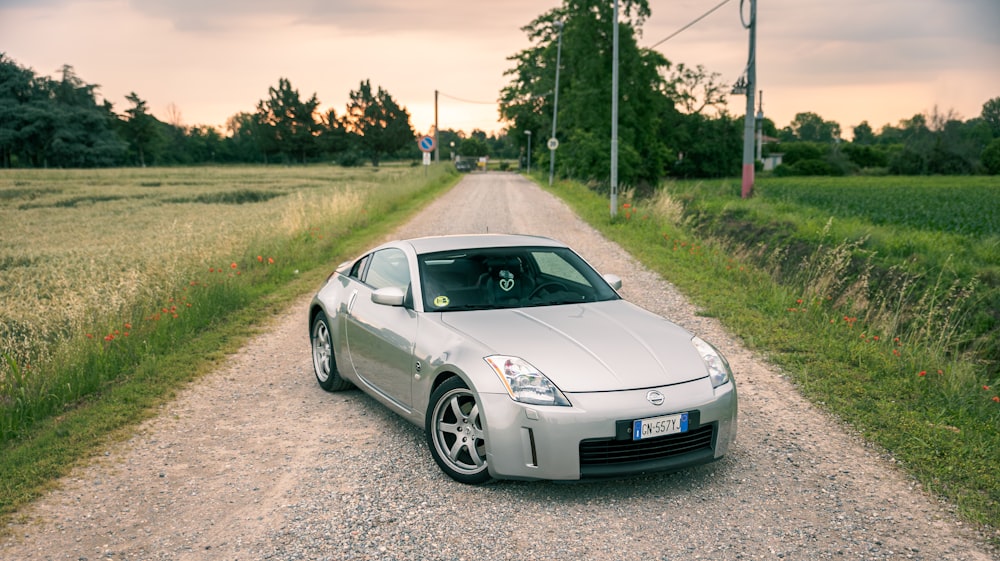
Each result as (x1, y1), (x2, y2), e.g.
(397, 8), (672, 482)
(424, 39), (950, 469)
(543, 177), (999, 541)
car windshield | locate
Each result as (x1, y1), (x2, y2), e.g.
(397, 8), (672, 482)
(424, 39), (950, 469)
(418, 246), (620, 311)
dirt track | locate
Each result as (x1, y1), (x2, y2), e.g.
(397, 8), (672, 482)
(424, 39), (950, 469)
(2, 173), (995, 560)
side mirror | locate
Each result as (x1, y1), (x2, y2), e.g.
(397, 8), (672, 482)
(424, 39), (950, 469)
(603, 273), (623, 291)
(371, 286), (406, 306)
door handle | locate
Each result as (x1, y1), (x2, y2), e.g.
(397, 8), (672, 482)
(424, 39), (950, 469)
(347, 290), (359, 313)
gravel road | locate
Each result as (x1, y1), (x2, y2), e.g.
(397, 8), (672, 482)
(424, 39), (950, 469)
(2, 173), (996, 561)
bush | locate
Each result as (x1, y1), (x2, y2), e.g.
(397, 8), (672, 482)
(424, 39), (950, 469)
(982, 138), (1000, 175)
(843, 144), (889, 168)
(336, 149), (365, 167)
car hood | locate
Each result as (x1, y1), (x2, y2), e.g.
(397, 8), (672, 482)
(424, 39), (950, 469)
(439, 300), (709, 392)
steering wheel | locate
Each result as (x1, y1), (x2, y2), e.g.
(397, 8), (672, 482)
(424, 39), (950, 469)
(529, 281), (569, 299)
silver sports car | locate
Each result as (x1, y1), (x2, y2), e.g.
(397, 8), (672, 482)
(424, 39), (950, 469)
(309, 234), (737, 483)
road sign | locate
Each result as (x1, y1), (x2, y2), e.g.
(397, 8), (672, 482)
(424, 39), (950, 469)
(547, 137), (559, 150)
(418, 135), (436, 153)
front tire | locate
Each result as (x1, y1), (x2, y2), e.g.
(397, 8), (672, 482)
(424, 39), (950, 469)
(311, 312), (351, 391)
(426, 377), (492, 484)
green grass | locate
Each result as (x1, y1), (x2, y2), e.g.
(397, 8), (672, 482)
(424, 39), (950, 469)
(542, 175), (1000, 539)
(0, 164), (462, 522)
(666, 176), (1000, 369)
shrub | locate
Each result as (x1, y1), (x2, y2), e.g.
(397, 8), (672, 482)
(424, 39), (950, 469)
(982, 138), (1000, 175)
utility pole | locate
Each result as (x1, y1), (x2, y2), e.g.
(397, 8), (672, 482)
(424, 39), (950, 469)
(434, 89), (440, 163)
(525, 130), (532, 173)
(756, 90), (764, 162)
(548, 20), (564, 187)
(740, 0), (757, 199)
(610, 0), (620, 217)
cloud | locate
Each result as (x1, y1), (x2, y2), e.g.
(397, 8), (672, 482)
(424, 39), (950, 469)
(126, 0), (558, 34)
(1, 0), (996, 134)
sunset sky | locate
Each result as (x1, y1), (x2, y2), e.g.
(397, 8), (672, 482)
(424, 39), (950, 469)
(2, 0), (998, 139)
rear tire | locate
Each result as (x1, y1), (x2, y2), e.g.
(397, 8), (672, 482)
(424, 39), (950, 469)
(426, 377), (492, 484)
(311, 312), (351, 391)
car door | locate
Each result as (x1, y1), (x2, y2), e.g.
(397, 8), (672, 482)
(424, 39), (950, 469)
(344, 247), (418, 409)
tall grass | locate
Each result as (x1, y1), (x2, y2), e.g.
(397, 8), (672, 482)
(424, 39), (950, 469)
(546, 177), (1000, 536)
(0, 164), (455, 442)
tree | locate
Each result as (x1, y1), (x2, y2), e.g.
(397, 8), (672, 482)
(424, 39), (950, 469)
(852, 121), (875, 145)
(224, 111), (265, 163)
(255, 78), (321, 163)
(459, 136), (489, 158)
(500, 0), (677, 190)
(982, 138), (1000, 174)
(340, 79), (414, 166)
(318, 108), (356, 164)
(669, 112), (741, 178)
(122, 92), (160, 166)
(788, 112), (841, 143)
(0, 58), (125, 167)
(982, 97), (1000, 138)
(665, 63), (728, 116)
(0, 54), (37, 167)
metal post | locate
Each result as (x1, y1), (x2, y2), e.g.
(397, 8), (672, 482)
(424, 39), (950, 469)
(525, 130), (532, 173)
(549, 21), (564, 187)
(434, 89), (440, 163)
(755, 90), (764, 162)
(740, 0), (757, 199)
(610, 0), (619, 217)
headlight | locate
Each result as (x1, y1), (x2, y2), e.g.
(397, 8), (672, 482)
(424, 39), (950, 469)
(484, 355), (571, 406)
(692, 336), (733, 388)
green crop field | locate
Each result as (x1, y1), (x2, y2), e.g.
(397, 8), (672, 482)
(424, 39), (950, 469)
(759, 176), (1000, 237)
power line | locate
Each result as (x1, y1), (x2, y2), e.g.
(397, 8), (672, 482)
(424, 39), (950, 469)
(437, 91), (497, 105)
(648, 0), (732, 50)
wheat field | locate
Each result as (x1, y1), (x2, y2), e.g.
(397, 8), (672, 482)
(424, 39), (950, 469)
(0, 165), (425, 379)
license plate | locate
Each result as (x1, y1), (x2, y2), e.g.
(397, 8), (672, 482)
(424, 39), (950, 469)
(632, 412), (688, 440)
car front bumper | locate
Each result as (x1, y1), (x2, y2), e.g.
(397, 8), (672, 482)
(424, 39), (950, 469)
(480, 376), (737, 481)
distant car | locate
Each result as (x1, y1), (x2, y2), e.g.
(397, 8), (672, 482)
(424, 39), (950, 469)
(308, 234), (737, 483)
(454, 159), (473, 172)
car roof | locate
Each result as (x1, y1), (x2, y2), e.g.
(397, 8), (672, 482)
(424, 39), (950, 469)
(400, 234), (566, 255)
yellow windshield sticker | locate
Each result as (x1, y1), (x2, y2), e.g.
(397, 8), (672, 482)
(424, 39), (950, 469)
(433, 295), (450, 307)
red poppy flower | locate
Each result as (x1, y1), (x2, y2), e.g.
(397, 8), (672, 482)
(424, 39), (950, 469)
(918, 371), (927, 377)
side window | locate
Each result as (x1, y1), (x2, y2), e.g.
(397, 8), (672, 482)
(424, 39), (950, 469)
(365, 248), (411, 291)
(349, 254), (370, 280)
(532, 251), (587, 285)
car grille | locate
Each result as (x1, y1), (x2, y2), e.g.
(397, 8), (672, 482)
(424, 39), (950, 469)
(579, 424), (715, 466)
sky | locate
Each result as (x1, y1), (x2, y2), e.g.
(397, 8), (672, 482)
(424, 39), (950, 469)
(1, 0), (998, 140)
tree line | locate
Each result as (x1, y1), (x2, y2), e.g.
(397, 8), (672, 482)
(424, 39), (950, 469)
(3, 0), (1000, 181)
(0, 54), (448, 168)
